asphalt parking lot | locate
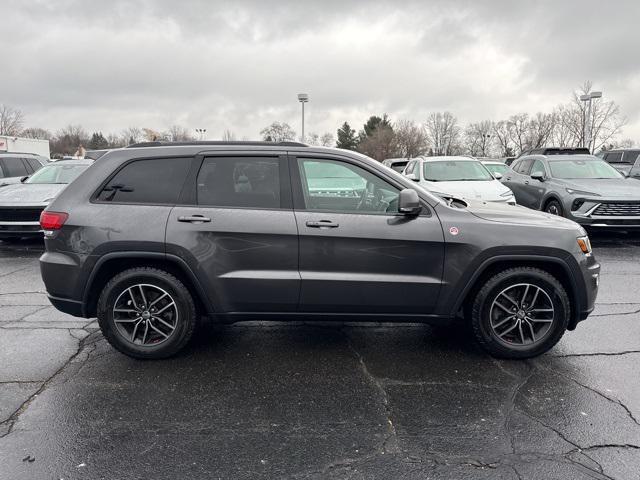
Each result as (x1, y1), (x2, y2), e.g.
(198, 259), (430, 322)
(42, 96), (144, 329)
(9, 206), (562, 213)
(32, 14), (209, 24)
(0, 233), (639, 480)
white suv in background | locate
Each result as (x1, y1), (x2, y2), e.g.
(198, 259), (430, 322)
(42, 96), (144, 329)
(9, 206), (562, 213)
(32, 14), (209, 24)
(402, 156), (516, 204)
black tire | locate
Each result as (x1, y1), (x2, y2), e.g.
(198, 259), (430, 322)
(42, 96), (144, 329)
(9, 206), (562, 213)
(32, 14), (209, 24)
(544, 199), (564, 217)
(471, 267), (570, 359)
(97, 267), (197, 359)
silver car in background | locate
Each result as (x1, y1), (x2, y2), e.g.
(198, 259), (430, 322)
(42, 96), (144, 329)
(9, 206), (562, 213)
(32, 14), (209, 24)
(0, 152), (48, 187)
(0, 159), (92, 240)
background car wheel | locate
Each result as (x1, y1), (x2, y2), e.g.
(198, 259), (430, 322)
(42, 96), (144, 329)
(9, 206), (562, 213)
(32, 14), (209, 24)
(544, 200), (564, 217)
(97, 267), (196, 359)
(471, 267), (570, 359)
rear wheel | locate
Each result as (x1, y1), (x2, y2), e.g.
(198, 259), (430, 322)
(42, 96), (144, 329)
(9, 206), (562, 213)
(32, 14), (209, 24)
(471, 267), (570, 359)
(97, 267), (197, 359)
(544, 199), (564, 217)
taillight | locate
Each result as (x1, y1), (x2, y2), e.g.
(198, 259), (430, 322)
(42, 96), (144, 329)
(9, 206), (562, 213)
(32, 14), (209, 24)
(40, 211), (68, 230)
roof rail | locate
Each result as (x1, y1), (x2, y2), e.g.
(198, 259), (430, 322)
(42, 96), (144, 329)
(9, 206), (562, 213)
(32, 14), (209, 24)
(126, 141), (308, 148)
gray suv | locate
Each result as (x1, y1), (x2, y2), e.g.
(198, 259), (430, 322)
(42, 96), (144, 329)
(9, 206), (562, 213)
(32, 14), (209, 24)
(39, 142), (600, 359)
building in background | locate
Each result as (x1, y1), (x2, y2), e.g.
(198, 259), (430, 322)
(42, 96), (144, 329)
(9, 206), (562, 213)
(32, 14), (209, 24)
(0, 136), (50, 158)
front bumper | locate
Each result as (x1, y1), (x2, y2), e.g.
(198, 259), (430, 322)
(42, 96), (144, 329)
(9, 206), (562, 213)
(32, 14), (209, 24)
(0, 204), (47, 237)
(566, 197), (640, 227)
(0, 222), (43, 237)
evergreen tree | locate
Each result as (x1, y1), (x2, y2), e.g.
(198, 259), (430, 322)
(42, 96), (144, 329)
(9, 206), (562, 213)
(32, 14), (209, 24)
(336, 122), (358, 150)
(88, 131), (109, 149)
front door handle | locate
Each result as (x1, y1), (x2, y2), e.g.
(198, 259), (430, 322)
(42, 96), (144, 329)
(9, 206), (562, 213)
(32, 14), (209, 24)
(306, 220), (339, 229)
(178, 215), (211, 223)
(524, 180), (530, 185)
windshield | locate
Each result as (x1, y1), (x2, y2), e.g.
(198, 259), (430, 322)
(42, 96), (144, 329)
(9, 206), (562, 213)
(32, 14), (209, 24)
(548, 159), (623, 179)
(26, 163), (89, 184)
(390, 162), (408, 172)
(423, 160), (493, 182)
(483, 163), (509, 177)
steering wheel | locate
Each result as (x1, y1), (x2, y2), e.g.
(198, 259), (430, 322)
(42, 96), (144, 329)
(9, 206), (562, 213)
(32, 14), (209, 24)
(356, 183), (371, 210)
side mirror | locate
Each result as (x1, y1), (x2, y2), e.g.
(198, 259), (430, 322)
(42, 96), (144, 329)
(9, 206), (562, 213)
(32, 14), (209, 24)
(404, 172), (419, 182)
(398, 189), (422, 215)
(20, 176), (29, 183)
(531, 171), (545, 181)
(493, 172), (503, 180)
(622, 170), (630, 178)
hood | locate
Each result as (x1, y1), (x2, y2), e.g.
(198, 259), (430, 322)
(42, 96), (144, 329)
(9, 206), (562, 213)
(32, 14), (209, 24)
(422, 179), (511, 201)
(463, 199), (579, 230)
(0, 183), (66, 205)
(561, 178), (640, 198)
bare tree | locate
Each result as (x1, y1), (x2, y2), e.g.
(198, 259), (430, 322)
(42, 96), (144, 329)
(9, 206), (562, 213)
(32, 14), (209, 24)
(464, 120), (494, 157)
(260, 121), (296, 142)
(305, 132), (320, 145)
(0, 105), (25, 135)
(507, 113), (530, 155)
(50, 125), (89, 156)
(20, 127), (52, 140)
(166, 125), (194, 142)
(320, 132), (334, 147)
(121, 127), (143, 145)
(527, 112), (556, 149)
(492, 120), (514, 157)
(222, 129), (236, 141)
(394, 120), (428, 158)
(357, 125), (396, 161)
(424, 112), (460, 156)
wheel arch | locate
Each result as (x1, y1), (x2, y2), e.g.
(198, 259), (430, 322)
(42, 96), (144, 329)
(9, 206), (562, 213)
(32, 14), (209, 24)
(83, 252), (214, 319)
(452, 255), (581, 329)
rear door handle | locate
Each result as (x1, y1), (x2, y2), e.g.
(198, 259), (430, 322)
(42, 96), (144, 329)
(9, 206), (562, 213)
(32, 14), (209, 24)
(524, 180), (530, 185)
(178, 215), (211, 223)
(306, 220), (339, 228)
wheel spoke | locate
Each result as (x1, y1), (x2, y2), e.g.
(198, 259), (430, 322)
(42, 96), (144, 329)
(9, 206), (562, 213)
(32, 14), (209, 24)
(139, 285), (148, 307)
(530, 287), (540, 308)
(115, 316), (142, 324)
(530, 308), (554, 313)
(142, 322), (149, 344)
(155, 301), (176, 315)
(114, 308), (138, 314)
(497, 321), (519, 338)
(492, 315), (515, 329)
(149, 322), (169, 338)
(521, 284), (530, 305)
(149, 293), (168, 308)
(526, 317), (553, 323)
(525, 319), (536, 342)
(494, 301), (512, 314)
(153, 316), (176, 331)
(131, 320), (141, 342)
(518, 322), (525, 344)
(127, 288), (140, 310)
(499, 293), (519, 308)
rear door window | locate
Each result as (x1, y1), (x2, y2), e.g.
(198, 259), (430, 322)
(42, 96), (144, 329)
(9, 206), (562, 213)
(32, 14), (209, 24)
(97, 157), (191, 204)
(605, 152), (624, 163)
(1, 156), (29, 177)
(197, 156), (281, 209)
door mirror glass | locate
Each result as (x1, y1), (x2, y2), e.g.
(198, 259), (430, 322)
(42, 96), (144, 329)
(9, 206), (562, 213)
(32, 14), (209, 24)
(493, 172), (503, 180)
(531, 171), (545, 181)
(398, 189), (422, 215)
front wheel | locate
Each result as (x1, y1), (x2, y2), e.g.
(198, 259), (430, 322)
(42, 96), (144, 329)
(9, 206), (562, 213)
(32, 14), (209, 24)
(97, 267), (197, 359)
(544, 200), (564, 217)
(471, 267), (570, 359)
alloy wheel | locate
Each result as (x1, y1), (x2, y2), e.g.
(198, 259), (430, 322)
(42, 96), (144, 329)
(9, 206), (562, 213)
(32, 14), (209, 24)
(489, 283), (555, 346)
(112, 284), (179, 346)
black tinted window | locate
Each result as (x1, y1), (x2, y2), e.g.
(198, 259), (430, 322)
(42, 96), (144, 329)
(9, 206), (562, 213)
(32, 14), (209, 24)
(2, 157), (29, 177)
(197, 157), (280, 208)
(605, 152), (624, 163)
(98, 157), (191, 204)
(515, 159), (533, 174)
(26, 158), (43, 171)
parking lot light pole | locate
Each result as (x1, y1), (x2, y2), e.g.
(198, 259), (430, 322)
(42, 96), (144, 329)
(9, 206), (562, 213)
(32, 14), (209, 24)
(580, 91), (602, 152)
(298, 93), (309, 142)
(195, 128), (207, 140)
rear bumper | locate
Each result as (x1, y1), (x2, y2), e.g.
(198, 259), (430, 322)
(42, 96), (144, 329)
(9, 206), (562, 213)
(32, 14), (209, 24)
(47, 294), (85, 317)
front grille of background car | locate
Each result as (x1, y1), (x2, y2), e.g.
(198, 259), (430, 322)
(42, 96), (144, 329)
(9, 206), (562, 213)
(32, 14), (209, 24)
(0, 208), (44, 222)
(593, 202), (640, 216)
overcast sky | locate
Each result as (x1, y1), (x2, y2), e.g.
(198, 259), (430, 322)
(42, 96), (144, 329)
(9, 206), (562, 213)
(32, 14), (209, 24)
(3, 0), (640, 141)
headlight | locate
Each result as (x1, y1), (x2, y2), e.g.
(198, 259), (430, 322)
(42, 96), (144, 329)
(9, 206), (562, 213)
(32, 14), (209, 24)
(577, 235), (592, 254)
(566, 188), (600, 196)
(500, 189), (514, 197)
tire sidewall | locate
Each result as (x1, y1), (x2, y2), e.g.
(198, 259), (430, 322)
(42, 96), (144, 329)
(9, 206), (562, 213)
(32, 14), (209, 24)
(97, 270), (194, 359)
(545, 200), (564, 217)
(474, 270), (570, 358)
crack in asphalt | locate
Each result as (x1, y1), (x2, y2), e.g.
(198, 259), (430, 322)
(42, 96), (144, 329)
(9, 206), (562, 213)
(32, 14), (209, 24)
(0, 266), (32, 279)
(0, 330), (99, 440)
(551, 351), (640, 358)
(503, 361), (535, 455)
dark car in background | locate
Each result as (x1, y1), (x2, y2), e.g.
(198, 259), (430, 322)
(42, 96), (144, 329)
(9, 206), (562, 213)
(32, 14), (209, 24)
(39, 142), (599, 361)
(0, 159), (92, 240)
(0, 152), (48, 187)
(503, 154), (640, 227)
(382, 157), (409, 172)
(597, 148), (640, 178)
(515, 147), (590, 159)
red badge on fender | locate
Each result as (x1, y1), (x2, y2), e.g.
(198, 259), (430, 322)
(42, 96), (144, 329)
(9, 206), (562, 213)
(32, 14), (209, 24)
(449, 227), (459, 236)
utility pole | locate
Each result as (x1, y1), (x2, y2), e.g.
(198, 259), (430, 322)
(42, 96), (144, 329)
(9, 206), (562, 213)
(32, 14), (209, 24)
(297, 93), (309, 142)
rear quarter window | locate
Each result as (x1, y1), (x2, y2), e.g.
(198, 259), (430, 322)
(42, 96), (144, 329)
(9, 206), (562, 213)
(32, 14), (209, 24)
(97, 157), (191, 204)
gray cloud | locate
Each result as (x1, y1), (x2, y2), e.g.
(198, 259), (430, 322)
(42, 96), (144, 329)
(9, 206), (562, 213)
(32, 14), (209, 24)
(2, 0), (639, 140)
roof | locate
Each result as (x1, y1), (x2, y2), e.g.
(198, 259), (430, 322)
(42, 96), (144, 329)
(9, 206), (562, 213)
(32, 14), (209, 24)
(48, 159), (94, 166)
(127, 140), (307, 148)
(481, 160), (508, 165)
(417, 156), (477, 162)
(0, 151), (46, 157)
